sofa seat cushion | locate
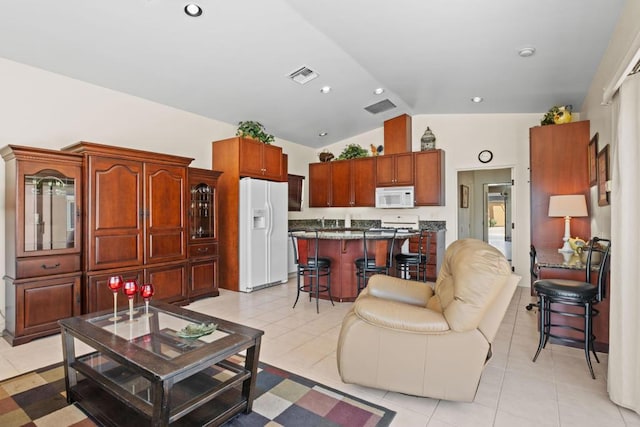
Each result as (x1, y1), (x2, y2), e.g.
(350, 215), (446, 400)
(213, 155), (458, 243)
(354, 296), (450, 333)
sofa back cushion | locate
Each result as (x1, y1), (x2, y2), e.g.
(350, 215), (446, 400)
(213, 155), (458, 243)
(429, 239), (512, 331)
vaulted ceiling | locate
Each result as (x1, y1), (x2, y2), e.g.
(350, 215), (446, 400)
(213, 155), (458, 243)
(0, 0), (626, 148)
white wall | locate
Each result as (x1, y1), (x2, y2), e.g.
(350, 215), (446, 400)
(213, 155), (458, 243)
(580, 0), (640, 238)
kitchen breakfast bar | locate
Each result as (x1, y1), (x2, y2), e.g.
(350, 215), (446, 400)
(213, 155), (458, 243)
(291, 229), (418, 302)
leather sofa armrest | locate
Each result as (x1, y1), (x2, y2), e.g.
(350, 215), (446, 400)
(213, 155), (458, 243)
(354, 296), (450, 333)
(367, 274), (434, 306)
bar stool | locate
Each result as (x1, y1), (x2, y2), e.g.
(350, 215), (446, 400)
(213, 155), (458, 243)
(355, 228), (397, 294)
(532, 237), (611, 378)
(395, 229), (431, 281)
(525, 245), (539, 311)
(290, 230), (333, 313)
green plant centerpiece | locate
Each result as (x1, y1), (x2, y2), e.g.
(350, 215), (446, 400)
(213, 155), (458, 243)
(236, 121), (275, 144)
(337, 143), (369, 160)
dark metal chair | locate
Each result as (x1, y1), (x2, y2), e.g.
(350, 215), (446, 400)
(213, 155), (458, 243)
(355, 228), (397, 294)
(525, 245), (539, 311)
(290, 230), (333, 313)
(532, 237), (611, 378)
(395, 229), (431, 282)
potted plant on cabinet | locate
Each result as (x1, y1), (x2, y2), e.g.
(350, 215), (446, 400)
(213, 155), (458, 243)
(236, 121), (275, 144)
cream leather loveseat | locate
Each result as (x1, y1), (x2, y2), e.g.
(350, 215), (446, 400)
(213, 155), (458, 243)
(337, 238), (520, 402)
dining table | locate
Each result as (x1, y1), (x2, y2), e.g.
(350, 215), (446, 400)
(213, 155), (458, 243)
(291, 228), (418, 302)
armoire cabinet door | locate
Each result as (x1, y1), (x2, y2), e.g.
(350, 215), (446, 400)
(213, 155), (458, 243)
(88, 156), (143, 270)
(85, 269), (144, 314)
(145, 163), (187, 264)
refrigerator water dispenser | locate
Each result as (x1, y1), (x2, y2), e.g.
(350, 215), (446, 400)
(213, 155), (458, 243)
(252, 209), (266, 229)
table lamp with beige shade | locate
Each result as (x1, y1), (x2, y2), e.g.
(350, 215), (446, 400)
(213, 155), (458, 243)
(548, 194), (588, 253)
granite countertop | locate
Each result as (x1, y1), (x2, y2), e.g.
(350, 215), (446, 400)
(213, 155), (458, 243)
(291, 229), (419, 240)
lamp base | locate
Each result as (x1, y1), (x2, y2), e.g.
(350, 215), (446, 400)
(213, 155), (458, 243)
(558, 241), (574, 253)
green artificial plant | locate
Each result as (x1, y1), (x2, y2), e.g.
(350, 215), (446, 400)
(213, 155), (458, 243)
(337, 144), (369, 160)
(236, 121), (275, 144)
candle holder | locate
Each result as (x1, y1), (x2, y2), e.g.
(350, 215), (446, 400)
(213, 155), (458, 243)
(107, 276), (124, 321)
(123, 279), (139, 322)
(140, 283), (154, 317)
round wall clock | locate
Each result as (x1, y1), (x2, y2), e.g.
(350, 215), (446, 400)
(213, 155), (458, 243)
(478, 150), (493, 163)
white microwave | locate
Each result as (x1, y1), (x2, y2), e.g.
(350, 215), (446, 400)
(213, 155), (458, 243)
(375, 186), (415, 209)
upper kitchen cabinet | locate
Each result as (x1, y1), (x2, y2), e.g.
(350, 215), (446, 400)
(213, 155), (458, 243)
(288, 174), (304, 211)
(212, 137), (287, 182)
(414, 149), (446, 206)
(376, 153), (414, 187)
(383, 114), (412, 155)
(308, 158), (375, 208)
(2, 145), (83, 345)
(309, 162), (331, 207)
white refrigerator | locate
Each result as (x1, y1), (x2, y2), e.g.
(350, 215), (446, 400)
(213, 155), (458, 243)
(239, 177), (289, 292)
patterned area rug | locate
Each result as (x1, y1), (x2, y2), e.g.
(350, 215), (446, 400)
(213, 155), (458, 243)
(0, 359), (395, 427)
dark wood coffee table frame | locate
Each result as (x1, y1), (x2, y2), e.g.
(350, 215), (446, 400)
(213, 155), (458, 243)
(59, 302), (263, 426)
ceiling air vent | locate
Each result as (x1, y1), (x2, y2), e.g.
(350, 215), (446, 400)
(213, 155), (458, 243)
(364, 99), (396, 114)
(288, 66), (318, 85)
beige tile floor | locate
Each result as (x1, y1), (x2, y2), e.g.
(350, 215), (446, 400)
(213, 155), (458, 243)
(1, 279), (639, 427)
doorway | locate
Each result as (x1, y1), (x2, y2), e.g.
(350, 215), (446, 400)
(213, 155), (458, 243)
(484, 182), (512, 261)
(457, 168), (513, 264)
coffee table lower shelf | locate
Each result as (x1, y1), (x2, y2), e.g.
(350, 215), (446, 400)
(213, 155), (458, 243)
(70, 378), (248, 427)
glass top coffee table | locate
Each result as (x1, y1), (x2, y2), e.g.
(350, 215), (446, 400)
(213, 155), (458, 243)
(59, 302), (263, 426)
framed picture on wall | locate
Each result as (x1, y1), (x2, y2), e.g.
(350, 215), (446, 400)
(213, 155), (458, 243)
(460, 185), (469, 208)
(597, 145), (610, 206)
(588, 132), (598, 186)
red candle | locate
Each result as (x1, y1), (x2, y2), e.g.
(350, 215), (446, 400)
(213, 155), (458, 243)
(107, 276), (123, 292)
(123, 279), (138, 298)
(140, 283), (154, 300)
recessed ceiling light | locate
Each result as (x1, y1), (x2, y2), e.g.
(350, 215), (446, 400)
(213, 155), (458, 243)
(374, 88), (385, 95)
(518, 47), (536, 58)
(184, 4), (203, 17)
(320, 86), (331, 94)
(471, 96), (484, 103)
(319, 132), (328, 137)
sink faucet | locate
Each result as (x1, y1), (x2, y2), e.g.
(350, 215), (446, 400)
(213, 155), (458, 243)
(321, 217), (325, 228)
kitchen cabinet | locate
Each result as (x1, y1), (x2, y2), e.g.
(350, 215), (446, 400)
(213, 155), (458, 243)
(212, 137), (288, 291)
(1, 145), (83, 345)
(187, 167), (222, 300)
(64, 141), (193, 312)
(384, 114), (412, 155)
(288, 174), (304, 211)
(414, 149), (445, 206)
(376, 153), (414, 187)
(309, 162), (331, 207)
(239, 137), (286, 181)
(308, 158), (376, 207)
(351, 157), (377, 206)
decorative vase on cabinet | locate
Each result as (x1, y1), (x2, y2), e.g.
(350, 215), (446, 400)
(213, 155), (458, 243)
(1, 145), (83, 345)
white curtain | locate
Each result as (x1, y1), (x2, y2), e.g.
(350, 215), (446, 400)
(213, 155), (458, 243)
(609, 72), (640, 414)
